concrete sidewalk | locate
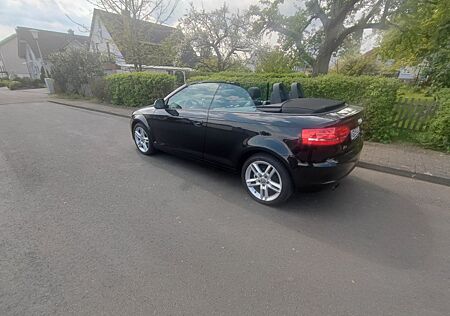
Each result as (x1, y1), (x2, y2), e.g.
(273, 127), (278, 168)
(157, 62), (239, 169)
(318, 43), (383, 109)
(48, 97), (450, 186)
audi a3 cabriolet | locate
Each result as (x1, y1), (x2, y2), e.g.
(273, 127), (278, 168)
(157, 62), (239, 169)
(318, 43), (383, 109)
(130, 81), (364, 205)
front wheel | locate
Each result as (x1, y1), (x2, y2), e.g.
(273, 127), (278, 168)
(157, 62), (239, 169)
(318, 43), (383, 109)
(242, 154), (293, 205)
(133, 123), (156, 155)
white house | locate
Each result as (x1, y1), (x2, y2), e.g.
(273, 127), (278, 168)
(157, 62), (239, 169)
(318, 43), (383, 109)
(16, 27), (89, 79)
(0, 34), (30, 78)
(89, 9), (182, 68)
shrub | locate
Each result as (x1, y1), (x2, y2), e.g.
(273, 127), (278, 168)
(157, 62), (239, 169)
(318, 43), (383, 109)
(90, 77), (108, 102)
(419, 88), (450, 151)
(190, 72), (400, 142)
(18, 77), (44, 88)
(0, 79), (10, 87)
(105, 72), (175, 107)
(48, 48), (104, 95)
(7, 81), (23, 90)
(2, 78), (44, 90)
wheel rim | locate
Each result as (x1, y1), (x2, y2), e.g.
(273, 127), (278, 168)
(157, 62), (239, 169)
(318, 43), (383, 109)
(134, 126), (149, 153)
(245, 160), (282, 202)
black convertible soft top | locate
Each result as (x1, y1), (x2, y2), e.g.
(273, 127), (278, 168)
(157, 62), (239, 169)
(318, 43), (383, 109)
(281, 98), (346, 114)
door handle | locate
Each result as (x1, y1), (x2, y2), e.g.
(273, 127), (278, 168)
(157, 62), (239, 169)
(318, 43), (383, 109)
(192, 121), (204, 127)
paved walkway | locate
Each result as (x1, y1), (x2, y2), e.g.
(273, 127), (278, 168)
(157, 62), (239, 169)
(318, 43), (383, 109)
(2, 88), (448, 185)
(360, 142), (449, 185)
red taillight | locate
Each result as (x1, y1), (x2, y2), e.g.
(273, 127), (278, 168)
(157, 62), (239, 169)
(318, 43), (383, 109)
(301, 126), (350, 146)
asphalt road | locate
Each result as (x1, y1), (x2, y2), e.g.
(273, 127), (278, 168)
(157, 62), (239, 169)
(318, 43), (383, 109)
(1, 93), (450, 315)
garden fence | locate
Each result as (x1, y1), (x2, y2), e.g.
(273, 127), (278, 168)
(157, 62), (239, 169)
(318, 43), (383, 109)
(392, 97), (438, 131)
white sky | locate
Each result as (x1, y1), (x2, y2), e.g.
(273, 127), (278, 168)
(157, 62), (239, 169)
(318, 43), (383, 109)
(0, 0), (373, 52)
(0, 0), (263, 39)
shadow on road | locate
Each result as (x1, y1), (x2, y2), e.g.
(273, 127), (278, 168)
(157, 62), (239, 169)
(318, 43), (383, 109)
(138, 151), (432, 270)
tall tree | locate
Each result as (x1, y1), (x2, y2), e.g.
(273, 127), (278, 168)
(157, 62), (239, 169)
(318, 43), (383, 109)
(380, 0), (450, 87)
(89, 0), (178, 22)
(252, 0), (402, 75)
(88, 0), (179, 69)
(179, 3), (258, 72)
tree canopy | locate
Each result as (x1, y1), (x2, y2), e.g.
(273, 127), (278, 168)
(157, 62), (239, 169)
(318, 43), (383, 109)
(255, 47), (296, 73)
(179, 3), (258, 72)
(380, 0), (450, 87)
(252, 0), (402, 75)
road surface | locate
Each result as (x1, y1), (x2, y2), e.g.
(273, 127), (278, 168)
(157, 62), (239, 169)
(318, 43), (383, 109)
(1, 88), (449, 315)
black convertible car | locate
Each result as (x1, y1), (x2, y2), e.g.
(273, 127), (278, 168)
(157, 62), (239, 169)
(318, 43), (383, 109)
(131, 81), (364, 205)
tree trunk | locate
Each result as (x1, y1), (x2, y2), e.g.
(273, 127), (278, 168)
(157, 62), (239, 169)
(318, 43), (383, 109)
(313, 24), (342, 76)
(313, 49), (333, 76)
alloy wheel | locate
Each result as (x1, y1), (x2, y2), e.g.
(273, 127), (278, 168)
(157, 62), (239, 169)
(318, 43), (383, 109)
(245, 160), (282, 202)
(134, 126), (149, 153)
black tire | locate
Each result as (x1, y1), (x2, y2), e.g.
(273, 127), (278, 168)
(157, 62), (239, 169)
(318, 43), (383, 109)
(133, 123), (157, 155)
(241, 153), (294, 205)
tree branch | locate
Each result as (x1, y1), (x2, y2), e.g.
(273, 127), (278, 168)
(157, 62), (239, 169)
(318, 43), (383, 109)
(306, 0), (329, 27)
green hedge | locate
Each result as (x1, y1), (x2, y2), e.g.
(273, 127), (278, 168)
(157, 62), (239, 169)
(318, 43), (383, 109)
(7, 80), (23, 90)
(105, 72), (175, 107)
(190, 72), (400, 142)
(0, 79), (10, 87)
(1, 78), (44, 90)
(420, 89), (450, 151)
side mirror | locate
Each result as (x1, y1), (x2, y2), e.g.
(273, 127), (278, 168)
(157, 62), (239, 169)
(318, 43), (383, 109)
(154, 98), (165, 109)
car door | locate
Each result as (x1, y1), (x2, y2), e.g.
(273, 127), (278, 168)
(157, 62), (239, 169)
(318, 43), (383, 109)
(204, 83), (258, 168)
(150, 83), (219, 160)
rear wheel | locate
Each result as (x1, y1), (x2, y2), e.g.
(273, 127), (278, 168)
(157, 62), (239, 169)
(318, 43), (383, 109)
(133, 123), (156, 155)
(242, 154), (293, 205)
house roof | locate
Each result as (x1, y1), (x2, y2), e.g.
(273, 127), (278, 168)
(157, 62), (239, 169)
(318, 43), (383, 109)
(16, 27), (89, 59)
(92, 9), (175, 46)
(0, 33), (17, 47)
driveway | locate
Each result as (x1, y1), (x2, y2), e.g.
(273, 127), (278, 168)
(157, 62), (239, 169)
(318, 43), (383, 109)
(1, 90), (449, 315)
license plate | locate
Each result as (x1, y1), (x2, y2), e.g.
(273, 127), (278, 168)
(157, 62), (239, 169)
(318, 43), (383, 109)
(351, 126), (360, 140)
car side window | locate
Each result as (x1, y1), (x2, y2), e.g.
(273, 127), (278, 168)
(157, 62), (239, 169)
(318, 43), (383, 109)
(167, 83), (219, 111)
(210, 84), (256, 112)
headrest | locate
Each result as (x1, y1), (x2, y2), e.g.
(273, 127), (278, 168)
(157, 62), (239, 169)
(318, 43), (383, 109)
(248, 87), (261, 100)
(289, 82), (305, 98)
(270, 83), (289, 104)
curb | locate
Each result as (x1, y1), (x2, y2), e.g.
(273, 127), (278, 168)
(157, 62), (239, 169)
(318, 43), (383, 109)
(357, 161), (450, 187)
(48, 100), (130, 118)
(48, 99), (450, 187)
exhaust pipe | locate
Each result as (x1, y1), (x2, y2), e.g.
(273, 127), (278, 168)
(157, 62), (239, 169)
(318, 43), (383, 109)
(331, 182), (340, 191)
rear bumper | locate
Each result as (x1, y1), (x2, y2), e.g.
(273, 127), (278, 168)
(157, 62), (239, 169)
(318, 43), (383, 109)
(290, 140), (363, 187)
(291, 156), (359, 187)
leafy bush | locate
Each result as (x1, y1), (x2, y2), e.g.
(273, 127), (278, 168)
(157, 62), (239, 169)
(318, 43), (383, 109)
(0, 79), (10, 87)
(255, 49), (296, 73)
(190, 72), (400, 141)
(18, 77), (44, 88)
(2, 77), (44, 90)
(105, 72), (175, 107)
(418, 89), (450, 151)
(49, 48), (104, 95)
(7, 81), (23, 90)
(89, 77), (108, 102)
